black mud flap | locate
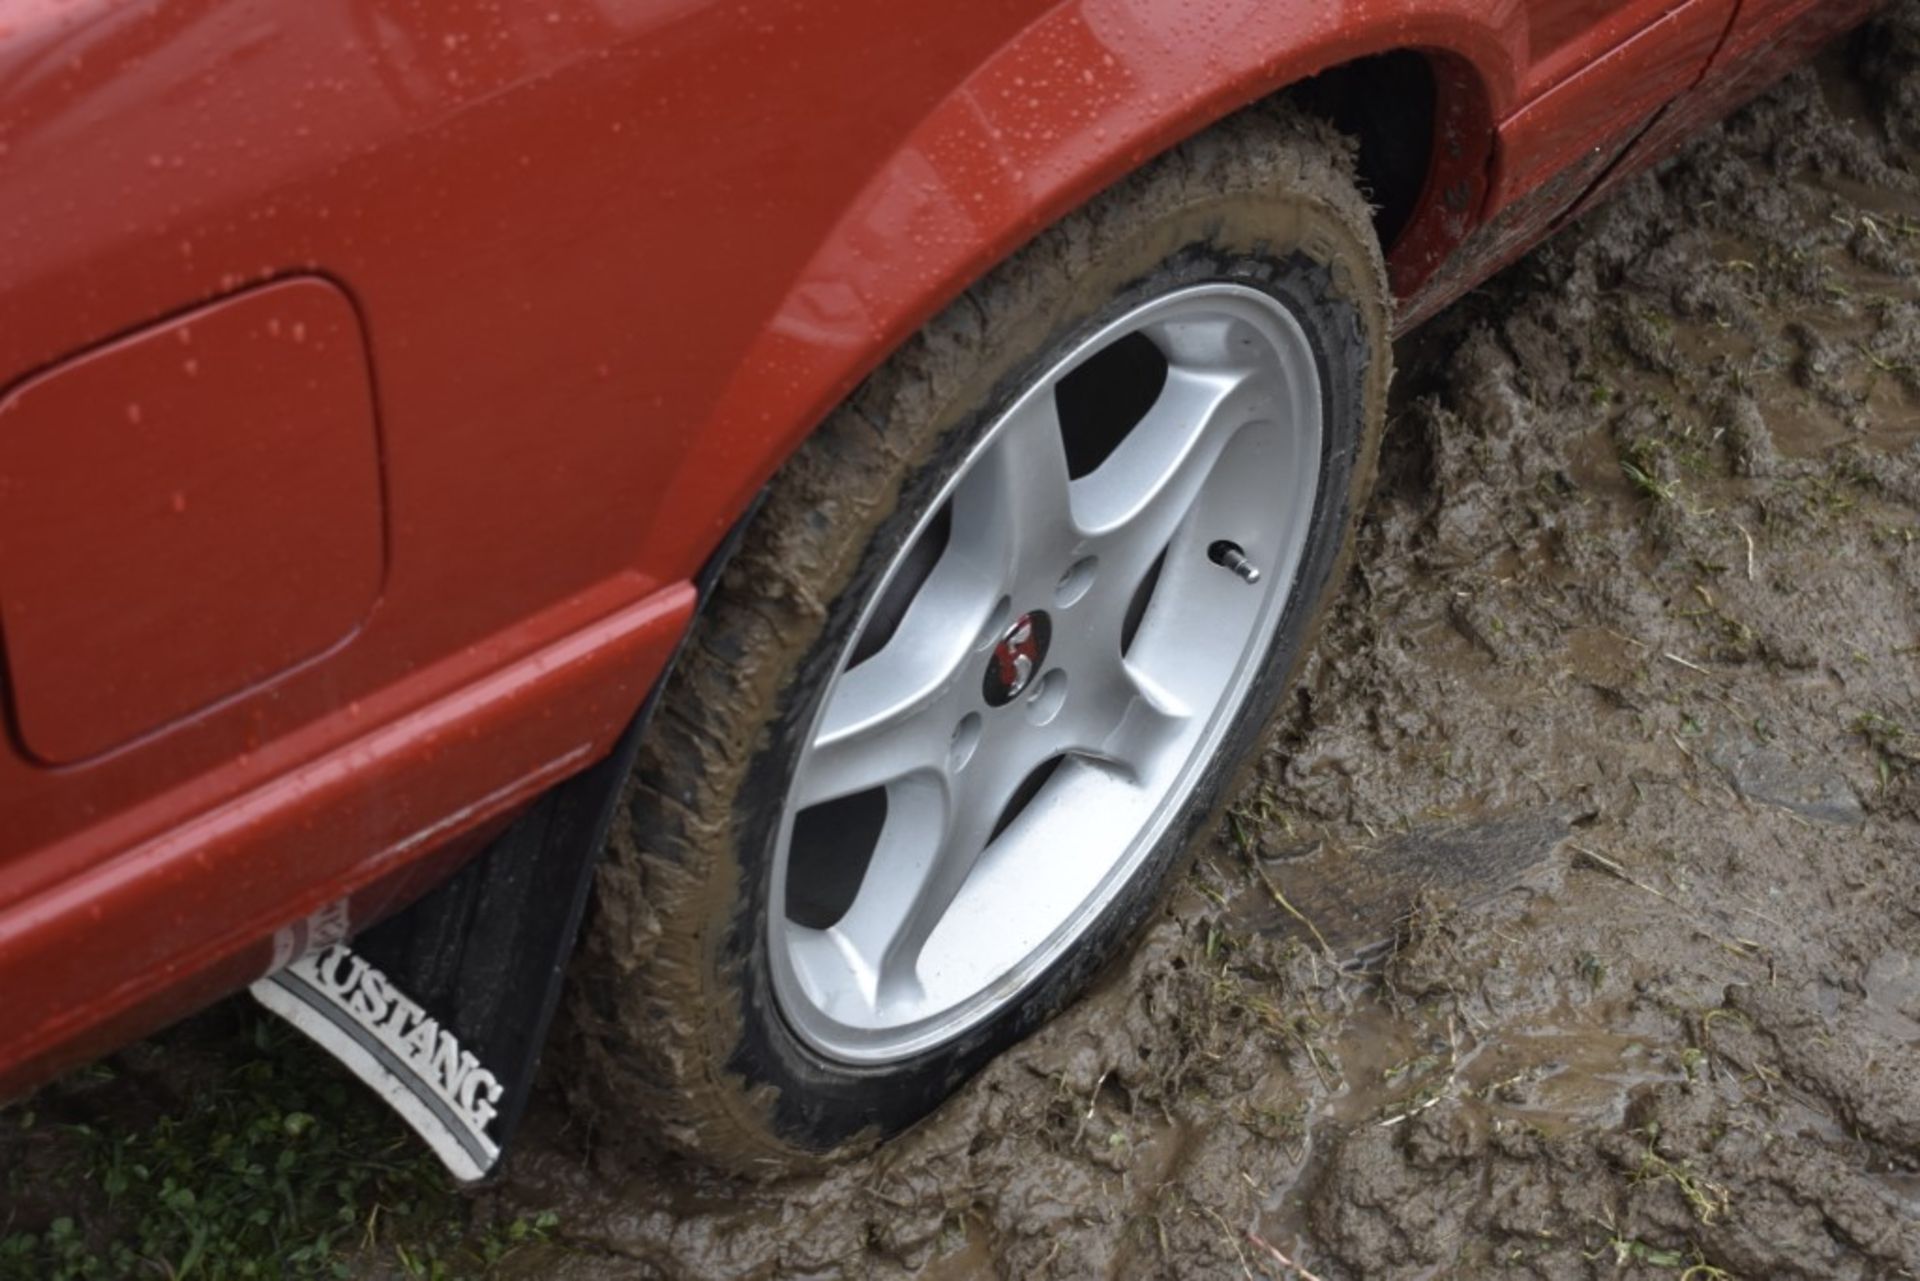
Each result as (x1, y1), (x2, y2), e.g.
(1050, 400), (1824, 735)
(249, 709), (647, 1181)
(250, 501), (757, 1181)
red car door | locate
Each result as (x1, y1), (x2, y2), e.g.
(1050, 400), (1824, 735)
(1498, 0), (1738, 209)
(1398, 0), (1736, 326)
(1711, 0), (1885, 99)
(1526, 0), (1728, 96)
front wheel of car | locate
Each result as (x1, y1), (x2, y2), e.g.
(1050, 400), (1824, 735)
(561, 103), (1392, 1173)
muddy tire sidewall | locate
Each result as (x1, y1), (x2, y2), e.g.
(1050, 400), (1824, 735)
(563, 109), (1392, 1172)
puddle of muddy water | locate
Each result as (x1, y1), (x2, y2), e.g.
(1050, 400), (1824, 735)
(1232, 811), (1570, 960)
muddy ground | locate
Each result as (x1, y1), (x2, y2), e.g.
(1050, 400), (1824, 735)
(10, 9), (1920, 1280)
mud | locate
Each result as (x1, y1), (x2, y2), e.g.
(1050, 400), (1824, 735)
(469, 13), (1920, 1278)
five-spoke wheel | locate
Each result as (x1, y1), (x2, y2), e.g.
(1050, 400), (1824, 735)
(772, 285), (1324, 1062)
(566, 107), (1388, 1168)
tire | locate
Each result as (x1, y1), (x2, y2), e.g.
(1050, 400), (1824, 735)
(559, 103), (1392, 1174)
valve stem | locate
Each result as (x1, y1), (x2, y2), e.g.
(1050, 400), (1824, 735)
(1208, 540), (1261, 584)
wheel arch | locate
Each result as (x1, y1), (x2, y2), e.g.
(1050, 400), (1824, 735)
(640, 3), (1508, 580)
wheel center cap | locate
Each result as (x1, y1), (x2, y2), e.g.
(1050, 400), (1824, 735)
(983, 610), (1051, 707)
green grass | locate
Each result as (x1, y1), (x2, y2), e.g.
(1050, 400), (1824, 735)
(0, 1010), (555, 1280)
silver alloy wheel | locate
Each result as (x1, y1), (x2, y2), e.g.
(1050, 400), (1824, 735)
(769, 283), (1324, 1064)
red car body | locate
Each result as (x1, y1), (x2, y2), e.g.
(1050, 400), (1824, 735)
(0, 0), (1874, 1100)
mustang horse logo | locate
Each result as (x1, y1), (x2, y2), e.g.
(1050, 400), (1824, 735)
(984, 610), (1051, 706)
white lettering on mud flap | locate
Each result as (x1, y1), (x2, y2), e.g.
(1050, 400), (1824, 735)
(250, 942), (505, 1181)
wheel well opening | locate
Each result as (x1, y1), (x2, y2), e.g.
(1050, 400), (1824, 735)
(1286, 50), (1437, 252)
